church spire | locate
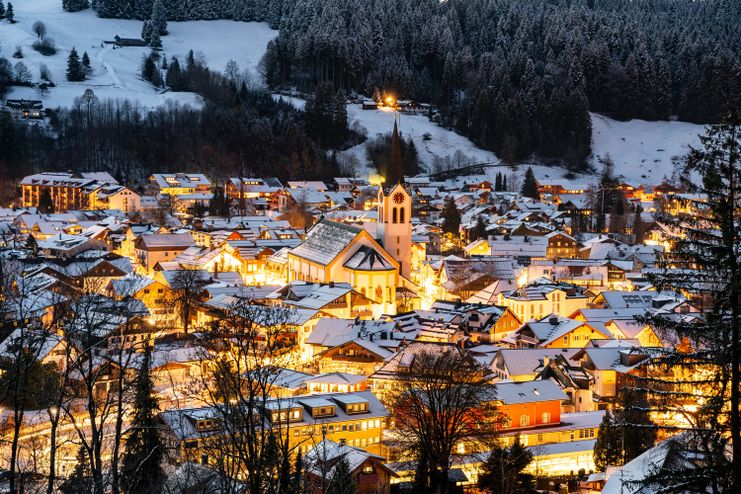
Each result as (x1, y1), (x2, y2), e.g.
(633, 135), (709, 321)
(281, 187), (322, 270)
(386, 116), (404, 186)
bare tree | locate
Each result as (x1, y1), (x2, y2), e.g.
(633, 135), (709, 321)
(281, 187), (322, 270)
(190, 294), (299, 494)
(170, 269), (209, 334)
(386, 347), (501, 494)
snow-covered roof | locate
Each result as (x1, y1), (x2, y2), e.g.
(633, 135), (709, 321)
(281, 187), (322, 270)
(289, 219), (362, 266)
(494, 379), (569, 404)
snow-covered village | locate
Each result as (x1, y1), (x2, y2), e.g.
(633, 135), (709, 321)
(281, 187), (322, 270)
(0, 0), (739, 493)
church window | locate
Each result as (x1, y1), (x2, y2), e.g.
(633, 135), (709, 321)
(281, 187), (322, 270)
(392, 208), (398, 224)
(400, 207), (405, 223)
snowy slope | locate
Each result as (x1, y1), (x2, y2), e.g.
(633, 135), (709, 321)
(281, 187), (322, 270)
(2, 0), (276, 109)
(591, 113), (705, 184)
(345, 105), (499, 171)
(271, 95), (708, 187)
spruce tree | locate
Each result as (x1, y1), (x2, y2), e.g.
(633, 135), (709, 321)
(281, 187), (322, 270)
(520, 166), (539, 199)
(0, 2), (5, 19)
(66, 47), (84, 81)
(472, 215), (488, 241)
(593, 410), (621, 471)
(60, 447), (94, 494)
(495, 171), (502, 191)
(165, 57), (183, 90)
(327, 455), (355, 494)
(441, 197), (461, 235)
(150, 0), (167, 35)
(81, 51), (91, 74)
(6, 2), (14, 23)
(149, 29), (162, 49)
(121, 345), (165, 494)
(477, 438), (536, 494)
(141, 20), (153, 44)
(644, 111), (741, 489)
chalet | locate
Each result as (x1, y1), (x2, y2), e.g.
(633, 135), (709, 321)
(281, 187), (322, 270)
(149, 173), (211, 196)
(571, 345), (649, 403)
(160, 390), (388, 458)
(113, 35), (147, 47)
(5, 99), (44, 119)
(134, 233), (195, 272)
(269, 281), (378, 320)
(493, 379), (569, 431)
(496, 278), (591, 321)
(506, 314), (612, 349)
(305, 440), (396, 494)
(491, 348), (579, 381)
(534, 354), (594, 412)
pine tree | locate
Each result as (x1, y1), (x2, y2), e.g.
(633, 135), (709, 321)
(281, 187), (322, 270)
(644, 111), (741, 489)
(149, 29), (162, 49)
(441, 197), (461, 235)
(327, 455), (355, 494)
(520, 166), (539, 199)
(593, 410), (621, 471)
(60, 447), (94, 494)
(616, 388), (656, 464)
(0, 2), (5, 19)
(495, 172), (502, 192)
(150, 0), (167, 35)
(6, 2), (14, 23)
(165, 57), (183, 90)
(141, 20), (153, 44)
(121, 345), (165, 494)
(209, 184), (228, 217)
(472, 215), (488, 241)
(477, 438), (536, 494)
(81, 51), (91, 74)
(66, 47), (84, 81)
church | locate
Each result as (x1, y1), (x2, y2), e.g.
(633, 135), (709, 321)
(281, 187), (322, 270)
(286, 120), (413, 316)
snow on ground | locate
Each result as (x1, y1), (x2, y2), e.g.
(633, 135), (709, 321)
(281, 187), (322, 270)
(2, 0), (276, 109)
(271, 96), (707, 187)
(345, 104), (499, 172)
(590, 113), (706, 184)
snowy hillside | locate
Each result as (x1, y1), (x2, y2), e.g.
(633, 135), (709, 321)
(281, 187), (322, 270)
(590, 113), (705, 184)
(1, 0), (275, 109)
(272, 96), (707, 187)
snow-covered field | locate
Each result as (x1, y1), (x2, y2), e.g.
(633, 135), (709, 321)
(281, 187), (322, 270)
(345, 105), (499, 170)
(590, 113), (705, 184)
(1, 0), (276, 109)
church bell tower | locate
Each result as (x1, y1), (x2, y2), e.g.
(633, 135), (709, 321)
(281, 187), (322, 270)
(377, 117), (412, 279)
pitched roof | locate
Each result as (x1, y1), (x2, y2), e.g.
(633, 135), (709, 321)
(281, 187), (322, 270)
(289, 219), (362, 266)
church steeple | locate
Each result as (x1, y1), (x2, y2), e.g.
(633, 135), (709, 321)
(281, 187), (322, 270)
(386, 116), (404, 186)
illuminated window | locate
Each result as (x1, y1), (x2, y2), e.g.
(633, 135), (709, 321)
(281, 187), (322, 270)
(519, 415), (530, 427)
(542, 412), (551, 423)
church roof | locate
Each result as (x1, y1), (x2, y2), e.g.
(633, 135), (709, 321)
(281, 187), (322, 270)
(289, 219), (361, 266)
(344, 245), (395, 271)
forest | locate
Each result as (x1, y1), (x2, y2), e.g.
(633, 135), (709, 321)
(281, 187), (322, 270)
(91, 0), (740, 166)
(0, 52), (358, 195)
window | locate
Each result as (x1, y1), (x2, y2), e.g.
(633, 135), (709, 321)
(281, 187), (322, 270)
(362, 466), (374, 474)
(542, 412), (551, 423)
(400, 207), (405, 223)
(392, 208), (398, 224)
(563, 336), (568, 343)
(519, 415), (530, 427)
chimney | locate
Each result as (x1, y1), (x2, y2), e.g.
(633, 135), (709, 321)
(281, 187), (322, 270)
(381, 331), (388, 340)
(549, 315), (559, 326)
(339, 438), (347, 447)
(329, 281), (334, 288)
